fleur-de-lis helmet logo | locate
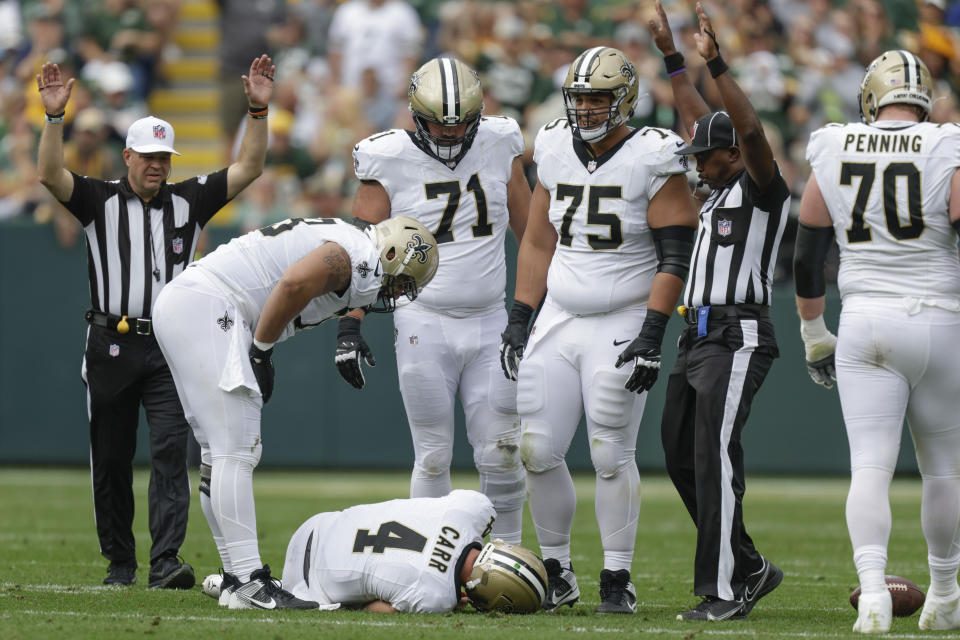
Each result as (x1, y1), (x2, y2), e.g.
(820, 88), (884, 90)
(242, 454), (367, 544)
(406, 233), (433, 264)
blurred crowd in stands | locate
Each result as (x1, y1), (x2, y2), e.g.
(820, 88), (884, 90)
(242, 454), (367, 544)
(2, 0), (959, 280)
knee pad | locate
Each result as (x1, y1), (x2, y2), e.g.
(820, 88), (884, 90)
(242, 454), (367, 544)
(516, 361), (546, 417)
(520, 423), (561, 473)
(586, 369), (634, 428)
(474, 437), (521, 473)
(417, 446), (453, 476)
(590, 435), (633, 479)
(199, 463), (212, 498)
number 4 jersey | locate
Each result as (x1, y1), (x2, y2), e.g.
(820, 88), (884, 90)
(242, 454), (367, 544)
(534, 119), (689, 315)
(806, 120), (960, 299)
(281, 489), (496, 612)
(352, 117), (524, 317)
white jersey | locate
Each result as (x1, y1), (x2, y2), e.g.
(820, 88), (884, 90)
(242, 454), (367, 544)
(534, 119), (688, 315)
(807, 120), (960, 300)
(193, 217), (382, 342)
(353, 116), (524, 317)
(286, 490), (495, 613)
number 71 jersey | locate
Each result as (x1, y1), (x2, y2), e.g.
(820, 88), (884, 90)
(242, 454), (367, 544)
(807, 121), (960, 298)
(534, 119), (689, 315)
(352, 116), (524, 316)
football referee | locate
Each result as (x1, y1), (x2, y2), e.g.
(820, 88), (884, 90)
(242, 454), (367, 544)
(647, 2), (788, 621)
(35, 55), (275, 588)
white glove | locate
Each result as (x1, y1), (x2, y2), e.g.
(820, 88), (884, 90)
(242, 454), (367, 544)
(800, 315), (837, 389)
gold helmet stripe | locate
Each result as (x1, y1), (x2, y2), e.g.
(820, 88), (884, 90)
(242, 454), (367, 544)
(438, 57), (460, 123)
(573, 46), (606, 84)
(478, 544), (548, 601)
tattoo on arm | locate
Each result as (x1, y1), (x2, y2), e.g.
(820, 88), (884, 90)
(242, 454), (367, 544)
(323, 244), (352, 294)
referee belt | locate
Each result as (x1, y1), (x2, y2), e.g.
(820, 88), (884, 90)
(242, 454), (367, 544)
(679, 303), (769, 326)
(85, 309), (153, 336)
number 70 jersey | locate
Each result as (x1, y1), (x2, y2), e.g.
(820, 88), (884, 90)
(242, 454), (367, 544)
(353, 117), (524, 316)
(806, 120), (960, 298)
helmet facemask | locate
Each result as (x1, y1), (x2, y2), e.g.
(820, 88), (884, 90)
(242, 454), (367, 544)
(408, 57), (484, 167)
(562, 47), (638, 144)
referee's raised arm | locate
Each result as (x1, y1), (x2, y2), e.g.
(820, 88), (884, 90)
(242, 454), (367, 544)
(36, 61), (76, 202)
(226, 53), (275, 200)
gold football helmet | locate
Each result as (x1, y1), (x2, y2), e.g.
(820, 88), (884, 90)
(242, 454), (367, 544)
(408, 57), (484, 166)
(859, 50), (932, 123)
(563, 47), (639, 143)
(369, 216), (439, 313)
(465, 540), (548, 614)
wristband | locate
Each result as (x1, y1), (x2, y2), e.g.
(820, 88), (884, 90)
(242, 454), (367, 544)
(507, 301), (534, 327)
(253, 338), (275, 351)
(664, 52), (685, 75)
(799, 315), (831, 343)
(248, 105), (268, 119)
(45, 111), (65, 125)
(706, 55), (728, 79)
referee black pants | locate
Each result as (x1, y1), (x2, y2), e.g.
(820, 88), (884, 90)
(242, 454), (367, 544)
(661, 317), (778, 601)
(83, 323), (190, 569)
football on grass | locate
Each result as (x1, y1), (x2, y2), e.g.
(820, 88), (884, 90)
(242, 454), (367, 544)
(850, 575), (925, 617)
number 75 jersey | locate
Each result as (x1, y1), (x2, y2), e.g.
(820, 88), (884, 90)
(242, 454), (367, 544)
(353, 116), (524, 316)
(806, 121), (960, 298)
(534, 119), (689, 315)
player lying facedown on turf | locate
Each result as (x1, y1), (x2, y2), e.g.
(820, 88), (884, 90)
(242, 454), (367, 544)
(202, 490), (548, 613)
(152, 215), (438, 610)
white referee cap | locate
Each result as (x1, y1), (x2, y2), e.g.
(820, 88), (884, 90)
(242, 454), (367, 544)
(125, 116), (181, 155)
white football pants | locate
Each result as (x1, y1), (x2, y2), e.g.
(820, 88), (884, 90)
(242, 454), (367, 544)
(153, 268), (265, 581)
(393, 304), (525, 544)
(838, 296), (960, 593)
(517, 298), (646, 572)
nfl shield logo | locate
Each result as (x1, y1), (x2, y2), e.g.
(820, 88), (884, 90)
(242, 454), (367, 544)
(587, 160), (597, 173)
(109, 344), (120, 357)
(153, 125), (166, 140)
(409, 335), (419, 345)
(172, 237), (183, 254)
(718, 218), (732, 237)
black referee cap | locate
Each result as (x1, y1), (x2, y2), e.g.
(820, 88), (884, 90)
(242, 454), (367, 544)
(675, 111), (738, 155)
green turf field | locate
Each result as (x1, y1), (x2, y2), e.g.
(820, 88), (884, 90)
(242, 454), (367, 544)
(0, 468), (943, 639)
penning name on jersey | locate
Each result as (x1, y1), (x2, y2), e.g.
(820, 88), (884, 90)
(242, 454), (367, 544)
(842, 133), (922, 154)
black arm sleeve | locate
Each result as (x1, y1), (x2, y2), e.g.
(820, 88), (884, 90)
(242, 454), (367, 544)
(953, 218), (960, 236)
(651, 225), (696, 279)
(793, 222), (836, 298)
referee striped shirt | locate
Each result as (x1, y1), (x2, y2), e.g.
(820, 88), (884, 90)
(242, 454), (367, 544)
(62, 169), (230, 318)
(684, 167), (790, 307)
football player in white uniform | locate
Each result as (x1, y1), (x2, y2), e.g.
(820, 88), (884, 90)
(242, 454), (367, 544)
(500, 46), (698, 613)
(795, 50), (960, 634)
(273, 490), (546, 613)
(153, 216), (438, 610)
(348, 57), (531, 544)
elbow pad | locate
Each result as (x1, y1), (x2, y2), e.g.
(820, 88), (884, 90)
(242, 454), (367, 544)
(793, 222), (835, 298)
(651, 226), (695, 279)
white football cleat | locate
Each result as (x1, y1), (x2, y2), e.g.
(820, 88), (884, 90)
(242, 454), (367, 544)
(202, 574), (222, 599)
(919, 590), (960, 630)
(853, 590), (892, 634)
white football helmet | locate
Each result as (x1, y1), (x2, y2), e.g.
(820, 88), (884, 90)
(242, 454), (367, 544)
(858, 50), (932, 123)
(563, 47), (639, 143)
(408, 57), (484, 166)
(369, 216), (439, 313)
(465, 540), (548, 614)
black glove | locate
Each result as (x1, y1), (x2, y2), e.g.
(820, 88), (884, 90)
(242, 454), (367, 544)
(249, 343), (275, 404)
(806, 353), (837, 389)
(500, 301), (534, 381)
(615, 309), (670, 393)
(335, 316), (375, 389)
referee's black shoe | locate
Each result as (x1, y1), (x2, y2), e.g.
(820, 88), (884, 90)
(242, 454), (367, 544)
(149, 555), (196, 589)
(104, 561), (137, 586)
(734, 556), (783, 619)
